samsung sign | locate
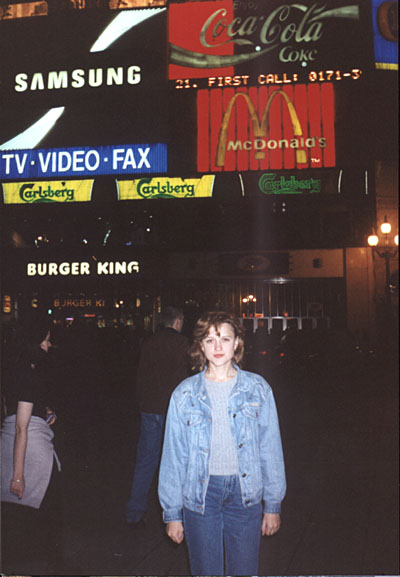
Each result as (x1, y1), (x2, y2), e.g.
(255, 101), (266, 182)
(14, 65), (142, 93)
(0, 144), (167, 179)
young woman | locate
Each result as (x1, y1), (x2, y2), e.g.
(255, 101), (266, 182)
(1, 319), (61, 572)
(158, 311), (286, 575)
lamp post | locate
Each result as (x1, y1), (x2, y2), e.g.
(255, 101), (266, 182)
(368, 216), (398, 309)
(242, 294), (257, 317)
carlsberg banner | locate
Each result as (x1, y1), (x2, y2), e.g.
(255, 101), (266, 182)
(117, 176), (215, 200)
(3, 180), (94, 204)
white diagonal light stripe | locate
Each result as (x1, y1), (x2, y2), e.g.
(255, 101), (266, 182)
(0, 107), (65, 150)
(90, 8), (166, 53)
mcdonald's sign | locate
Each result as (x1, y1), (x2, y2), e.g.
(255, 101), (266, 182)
(197, 84), (336, 172)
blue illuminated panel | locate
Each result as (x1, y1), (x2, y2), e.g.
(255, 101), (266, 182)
(371, 0), (398, 69)
(0, 144), (167, 179)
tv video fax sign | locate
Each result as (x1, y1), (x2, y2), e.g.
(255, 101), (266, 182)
(0, 144), (167, 179)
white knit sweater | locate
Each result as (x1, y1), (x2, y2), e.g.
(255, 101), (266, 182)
(205, 376), (239, 476)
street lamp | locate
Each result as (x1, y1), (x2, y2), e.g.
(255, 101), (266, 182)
(242, 294), (257, 304)
(242, 294), (257, 317)
(368, 216), (398, 308)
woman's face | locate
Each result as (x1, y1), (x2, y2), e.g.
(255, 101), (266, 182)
(40, 331), (52, 353)
(201, 323), (238, 368)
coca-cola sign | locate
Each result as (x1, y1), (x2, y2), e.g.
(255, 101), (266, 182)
(169, 0), (373, 79)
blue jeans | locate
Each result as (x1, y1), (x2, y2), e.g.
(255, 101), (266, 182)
(183, 475), (262, 575)
(125, 412), (165, 523)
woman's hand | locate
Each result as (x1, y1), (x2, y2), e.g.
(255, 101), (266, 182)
(261, 513), (281, 536)
(45, 407), (57, 426)
(10, 477), (25, 499)
(166, 521), (184, 544)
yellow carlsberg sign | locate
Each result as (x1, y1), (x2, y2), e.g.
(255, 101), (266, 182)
(3, 180), (94, 204)
(117, 176), (215, 200)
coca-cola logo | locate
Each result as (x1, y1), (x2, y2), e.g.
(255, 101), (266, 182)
(170, 2), (360, 69)
(200, 4), (325, 48)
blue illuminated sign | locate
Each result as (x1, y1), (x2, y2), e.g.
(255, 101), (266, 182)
(371, 0), (398, 69)
(0, 143), (167, 179)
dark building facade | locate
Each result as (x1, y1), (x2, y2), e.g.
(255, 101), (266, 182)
(0, 0), (398, 346)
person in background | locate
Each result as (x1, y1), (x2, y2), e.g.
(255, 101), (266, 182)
(158, 311), (286, 575)
(125, 306), (190, 528)
(1, 317), (62, 573)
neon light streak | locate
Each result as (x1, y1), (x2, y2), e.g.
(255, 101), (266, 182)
(338, 169), (343, 194)
(0, 107), (65, 150)
(90, 8), (166, 52)
(238, 173), (244, 196)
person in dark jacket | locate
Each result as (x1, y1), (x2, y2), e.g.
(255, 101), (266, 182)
(1, 317), (62, 573)
(125, 306), (190, 527)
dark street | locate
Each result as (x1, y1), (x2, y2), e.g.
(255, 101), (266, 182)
(0, 3), (398, 576)
(2, 328), (398, 576)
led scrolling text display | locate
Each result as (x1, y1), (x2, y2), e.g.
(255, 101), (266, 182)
(175, 69), (363, 89)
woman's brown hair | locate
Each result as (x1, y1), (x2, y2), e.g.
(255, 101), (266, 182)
(189, 311), (245, 372)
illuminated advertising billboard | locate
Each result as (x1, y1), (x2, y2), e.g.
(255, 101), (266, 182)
(0, 0), (167, 21)
(0, 2), (47, 20)
(117, 175), (215, 199)
(0, 3), (375, 184)
(3, 179), (94, 204)
(0, 144), (167, 180)
(168, 0), (374, 80)
(26, 259), (140, 277)
(240, 167), (373, 198)
(0, 8), (168, 178)
(109, 1), (166, 8)
(197, 84), (336, 172)
(371, 0), (398, 69)
(245, 171), (329, 196)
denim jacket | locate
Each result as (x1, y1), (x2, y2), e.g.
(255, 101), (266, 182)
(158, 366), (286, 522)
